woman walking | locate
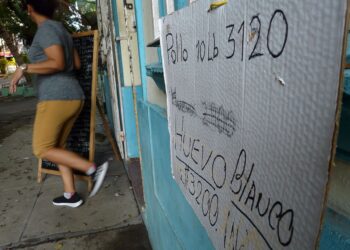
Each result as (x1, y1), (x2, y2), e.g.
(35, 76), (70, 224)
(10, 0), (108, 208)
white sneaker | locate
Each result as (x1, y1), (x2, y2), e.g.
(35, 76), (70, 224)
(89, 161), (109, 197)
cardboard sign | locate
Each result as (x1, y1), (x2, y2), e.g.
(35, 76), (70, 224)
(160, 0), (347, 249)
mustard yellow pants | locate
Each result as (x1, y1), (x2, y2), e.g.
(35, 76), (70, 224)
(32, 100), (84, 158)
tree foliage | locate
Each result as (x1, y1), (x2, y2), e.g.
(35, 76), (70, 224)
(0, 0), (97, 64)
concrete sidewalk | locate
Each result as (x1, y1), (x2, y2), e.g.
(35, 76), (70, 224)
(0, 97), (151, 249)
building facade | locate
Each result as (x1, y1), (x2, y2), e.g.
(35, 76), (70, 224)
(96, 1), (350, 249)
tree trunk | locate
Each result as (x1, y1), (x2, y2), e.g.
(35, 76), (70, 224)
(0, 24), (24, 65)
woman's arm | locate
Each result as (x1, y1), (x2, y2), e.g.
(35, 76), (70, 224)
(10, 45), (65, 93)
(73, 48), (81, 70)
(27, 45), (65, 74)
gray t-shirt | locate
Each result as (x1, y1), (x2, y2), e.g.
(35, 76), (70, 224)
(28, 20), (85, 100)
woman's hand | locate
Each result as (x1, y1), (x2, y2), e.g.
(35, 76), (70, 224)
(9, 67), (24, 94)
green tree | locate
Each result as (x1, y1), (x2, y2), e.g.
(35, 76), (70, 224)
(0, 0), (97, 65)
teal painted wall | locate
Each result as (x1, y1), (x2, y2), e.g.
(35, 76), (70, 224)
(158, 0), (166, 17)
(121, 86), (142, 158)
(133, 0), (214, 248)
(137, 100), (214, 250)
(110, 0), (125, 86)
(319, 209), (350, 250)
(175, 0), (188, 10)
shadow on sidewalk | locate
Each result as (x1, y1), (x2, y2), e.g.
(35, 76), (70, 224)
(0, 96), (151, 249)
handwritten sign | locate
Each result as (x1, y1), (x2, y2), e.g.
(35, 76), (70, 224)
(160, 0), (347, 249)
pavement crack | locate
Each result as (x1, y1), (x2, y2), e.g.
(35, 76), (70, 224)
(18, 181), (44, 242)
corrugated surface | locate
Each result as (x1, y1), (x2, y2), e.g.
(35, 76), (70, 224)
(121, 86), (142, 158)
(160, 0), (347, 249)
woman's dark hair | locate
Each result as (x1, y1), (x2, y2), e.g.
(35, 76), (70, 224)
(26, 0), (58, 18)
